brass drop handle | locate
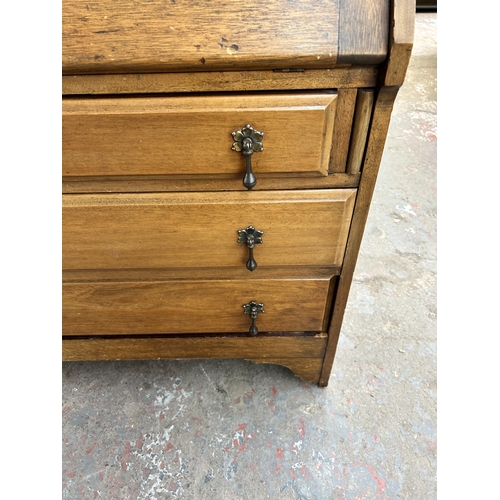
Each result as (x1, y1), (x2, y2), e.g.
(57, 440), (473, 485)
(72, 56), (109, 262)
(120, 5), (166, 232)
(243, 301), (264, 336)
(237, 226), (263, 271)
(231, 124), (264, 190)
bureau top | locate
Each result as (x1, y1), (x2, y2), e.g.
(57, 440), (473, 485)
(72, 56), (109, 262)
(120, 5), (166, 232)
(62, 0), (390, 75)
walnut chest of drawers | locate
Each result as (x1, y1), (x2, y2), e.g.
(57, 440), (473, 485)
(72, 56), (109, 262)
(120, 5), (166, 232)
(62, 0), (415, 386)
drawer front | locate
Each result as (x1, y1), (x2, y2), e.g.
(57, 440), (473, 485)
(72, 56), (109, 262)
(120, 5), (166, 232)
(62, 93), (336, 179)
(62, 276), (334, 335)
(63, 189), (356, 271)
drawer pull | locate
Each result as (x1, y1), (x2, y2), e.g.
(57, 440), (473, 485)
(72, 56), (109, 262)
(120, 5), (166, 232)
(231, 124), (264, 190)
(243, 301), (265, 336)
(237, 225), (264, 271)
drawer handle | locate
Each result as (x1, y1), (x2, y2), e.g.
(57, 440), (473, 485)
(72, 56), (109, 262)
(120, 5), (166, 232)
(238, 225), (264, 271)
(243, 301), (265, 336)
(231, 124), (264, 190)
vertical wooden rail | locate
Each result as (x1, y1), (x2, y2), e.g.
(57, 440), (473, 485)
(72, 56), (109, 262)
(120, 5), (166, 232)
(346, 89), (375, 175)
(329, 88), (358, 173)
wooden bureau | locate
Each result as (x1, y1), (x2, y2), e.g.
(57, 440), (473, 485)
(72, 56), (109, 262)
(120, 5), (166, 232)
(62, 0), (415, 386)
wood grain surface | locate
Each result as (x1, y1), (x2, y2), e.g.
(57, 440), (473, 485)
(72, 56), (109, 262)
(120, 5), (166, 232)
(320, 86), (400, 386)
(346, 89), (375, 175)
(61, 0), (416, 386)
(63, 276), (334, 335)
(63, 0), (340, 74)
(254, 357), (324, 384)
(384, 0), (415, 85)
(63, 93), (337, 178)
(62, 67), (379, 96)
(62, 334), (328, 361)
(329, 88), (357, 173)
(338, 0), (389, 64)
(62, 266), (339, 283)
(63, 189), (356, 271)
(62, 335), (326, 382)
(62, 173), (361, 194)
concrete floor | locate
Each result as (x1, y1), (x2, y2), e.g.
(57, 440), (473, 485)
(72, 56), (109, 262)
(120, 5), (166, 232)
(62, 14), (437, 500)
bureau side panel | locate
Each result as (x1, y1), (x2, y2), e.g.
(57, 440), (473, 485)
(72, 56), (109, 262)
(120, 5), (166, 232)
(320, 86), (400, 387)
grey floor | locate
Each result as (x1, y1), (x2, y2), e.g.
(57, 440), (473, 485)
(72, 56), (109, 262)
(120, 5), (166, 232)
(62, 14), (437, 500)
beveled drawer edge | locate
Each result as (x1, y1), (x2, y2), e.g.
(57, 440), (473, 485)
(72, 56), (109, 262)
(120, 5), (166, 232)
(62, 266), (340, 283)
(62, 173), (361, 194)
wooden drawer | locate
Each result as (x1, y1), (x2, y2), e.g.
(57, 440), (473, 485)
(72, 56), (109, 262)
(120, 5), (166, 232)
(62, 93), (337, 180)
(62, 274), (335, 335)
(62, 189), (356, 271)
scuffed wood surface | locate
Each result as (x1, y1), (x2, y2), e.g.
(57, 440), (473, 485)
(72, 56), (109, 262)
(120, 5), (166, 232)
(384, 0), (415, 85)
(63, 0), (340, 74)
